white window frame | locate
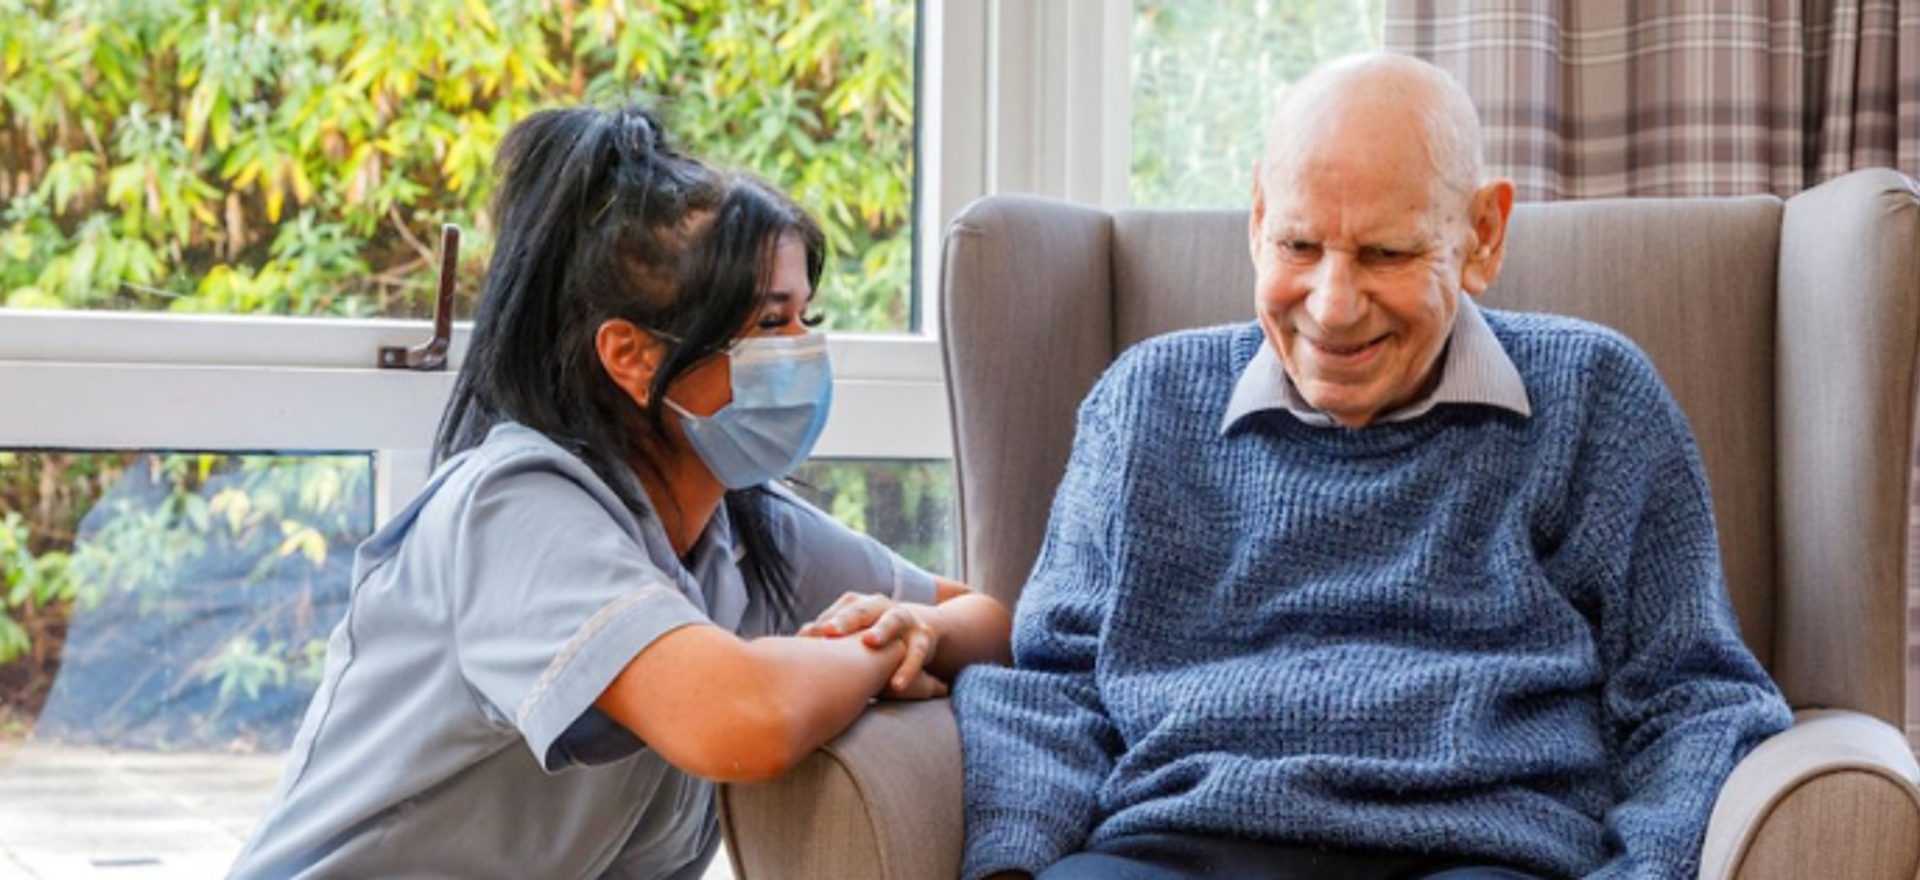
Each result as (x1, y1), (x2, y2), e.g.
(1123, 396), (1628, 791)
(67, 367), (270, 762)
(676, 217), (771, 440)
(0, 0), (1133, 525)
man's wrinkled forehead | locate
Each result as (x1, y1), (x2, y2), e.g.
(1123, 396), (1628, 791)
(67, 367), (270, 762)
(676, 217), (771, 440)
(1258, 123), (1466, 243)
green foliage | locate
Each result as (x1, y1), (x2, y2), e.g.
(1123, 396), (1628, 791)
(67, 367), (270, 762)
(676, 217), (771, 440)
(1131, 0), (1382, 208)
(61, 454), (369, 613)
(0, 511), (74, 664)
(0, 0), (916, 330)
(208, 636), (292, 704)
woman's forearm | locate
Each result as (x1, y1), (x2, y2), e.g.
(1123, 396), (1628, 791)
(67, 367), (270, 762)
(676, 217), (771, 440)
(746, 631), (907, 763)
(596, 624), (905, 782)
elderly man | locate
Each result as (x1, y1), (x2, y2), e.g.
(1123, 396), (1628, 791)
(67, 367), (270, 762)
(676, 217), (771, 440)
(952, 54), (1791, 880)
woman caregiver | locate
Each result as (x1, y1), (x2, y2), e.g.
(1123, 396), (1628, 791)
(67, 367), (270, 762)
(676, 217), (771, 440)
(229, 105), (1010, 880)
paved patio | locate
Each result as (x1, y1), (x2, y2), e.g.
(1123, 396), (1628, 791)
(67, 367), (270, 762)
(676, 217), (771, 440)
(0, 741), (735, 879)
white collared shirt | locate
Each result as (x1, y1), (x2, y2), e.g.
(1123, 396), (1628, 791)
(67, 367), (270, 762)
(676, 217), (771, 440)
(1220, 297), (1532, 433)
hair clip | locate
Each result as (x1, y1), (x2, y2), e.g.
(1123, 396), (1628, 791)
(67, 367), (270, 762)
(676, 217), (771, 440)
(590, 192), (618, 227)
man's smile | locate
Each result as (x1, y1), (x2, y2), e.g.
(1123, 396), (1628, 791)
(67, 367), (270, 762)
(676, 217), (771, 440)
(1305, 333), (1389, 366)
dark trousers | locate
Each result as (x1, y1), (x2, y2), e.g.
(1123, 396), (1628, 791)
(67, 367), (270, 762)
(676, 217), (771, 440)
(1035, 832), (1551, 880)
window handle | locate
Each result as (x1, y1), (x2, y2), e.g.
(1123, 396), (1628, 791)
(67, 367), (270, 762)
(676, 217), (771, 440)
(378, 224), (459, 371)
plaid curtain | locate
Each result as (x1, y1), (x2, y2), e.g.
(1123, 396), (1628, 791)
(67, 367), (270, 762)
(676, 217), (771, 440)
(1384, 0), (1920, 201)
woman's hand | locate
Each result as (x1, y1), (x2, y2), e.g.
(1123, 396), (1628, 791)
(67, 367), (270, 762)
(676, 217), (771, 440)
(798, 592), (949, 697)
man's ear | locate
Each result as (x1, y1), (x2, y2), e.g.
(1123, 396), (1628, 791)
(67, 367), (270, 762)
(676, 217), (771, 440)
(595, 318), (664, 407)
(1248, 160), (1267, 266)
(1461, 178), (1516, 296)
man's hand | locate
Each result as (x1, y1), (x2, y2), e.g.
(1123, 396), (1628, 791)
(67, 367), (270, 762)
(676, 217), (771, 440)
(798, 592), (949, 697)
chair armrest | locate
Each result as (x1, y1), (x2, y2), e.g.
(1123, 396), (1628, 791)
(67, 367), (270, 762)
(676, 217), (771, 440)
(1700, 709), (1920, 879)
(719, 699), (964, 880)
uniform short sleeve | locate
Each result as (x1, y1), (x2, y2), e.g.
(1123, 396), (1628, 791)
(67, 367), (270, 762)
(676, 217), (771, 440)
(447, 452), (707, 771)
(768, 486), (938, 622)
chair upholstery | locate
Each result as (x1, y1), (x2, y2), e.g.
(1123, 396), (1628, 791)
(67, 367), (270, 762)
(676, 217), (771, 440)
(720, 168), (1920, 879)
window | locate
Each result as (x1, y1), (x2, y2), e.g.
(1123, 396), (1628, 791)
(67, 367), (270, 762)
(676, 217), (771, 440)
(1131, 0), (1384, 208)
(792, 460), (957, 576)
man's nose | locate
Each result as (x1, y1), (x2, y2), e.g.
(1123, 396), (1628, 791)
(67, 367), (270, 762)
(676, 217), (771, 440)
(1306, 253), (1366, 331)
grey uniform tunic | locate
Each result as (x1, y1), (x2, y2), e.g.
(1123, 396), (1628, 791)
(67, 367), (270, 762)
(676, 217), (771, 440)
(228, 423), (936, 879)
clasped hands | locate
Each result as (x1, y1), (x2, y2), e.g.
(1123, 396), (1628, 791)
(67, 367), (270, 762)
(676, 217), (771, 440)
(797, 592), (950, 700)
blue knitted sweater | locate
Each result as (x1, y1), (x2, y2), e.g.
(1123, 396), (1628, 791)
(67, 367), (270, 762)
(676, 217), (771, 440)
(953, 312), (1791, 880)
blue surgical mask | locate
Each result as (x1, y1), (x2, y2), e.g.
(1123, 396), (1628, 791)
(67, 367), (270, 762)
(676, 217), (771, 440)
(665, 333), (833, 489)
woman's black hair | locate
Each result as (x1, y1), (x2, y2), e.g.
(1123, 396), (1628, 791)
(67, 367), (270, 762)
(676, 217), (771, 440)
(436, 106), (829, 632)
(436, 106), (722, 479)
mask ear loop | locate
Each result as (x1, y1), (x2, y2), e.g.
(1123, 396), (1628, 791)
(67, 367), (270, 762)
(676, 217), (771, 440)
(643, 326), (734, 421)
(660, 396), (700, 420)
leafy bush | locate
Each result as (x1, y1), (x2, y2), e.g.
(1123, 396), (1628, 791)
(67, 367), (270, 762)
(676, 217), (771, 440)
(0, 0), (915, 329)
(0, 508), (72, 667)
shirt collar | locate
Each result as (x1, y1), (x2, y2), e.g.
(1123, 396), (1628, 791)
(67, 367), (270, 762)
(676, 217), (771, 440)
(1219, 297), (1532, 434)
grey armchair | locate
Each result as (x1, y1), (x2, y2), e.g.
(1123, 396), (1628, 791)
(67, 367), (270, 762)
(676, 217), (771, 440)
(720, 168), (1920, 879)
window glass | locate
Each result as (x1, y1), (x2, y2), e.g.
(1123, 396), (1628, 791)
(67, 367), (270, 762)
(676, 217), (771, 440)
(0, 0), (917, 333)
(0, 452), (373, 750)
(1131, 0), (1383, 208)
(0, 452), (952, 876)
(790, 459), (958, 577)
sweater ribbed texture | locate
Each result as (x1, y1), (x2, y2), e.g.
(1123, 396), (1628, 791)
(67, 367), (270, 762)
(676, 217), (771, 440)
(953, 312), (1791, 880)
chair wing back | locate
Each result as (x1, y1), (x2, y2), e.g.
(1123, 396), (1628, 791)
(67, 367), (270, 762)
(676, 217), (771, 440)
(941, 170), (1920, 727)
(1110, 210), (1254, 348)
(1481, 194), (1784, 672)
(941, 196), (1115, 607)
(1773, 170), (1920, 724)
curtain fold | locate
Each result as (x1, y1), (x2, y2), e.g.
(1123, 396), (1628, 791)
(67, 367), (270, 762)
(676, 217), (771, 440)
(1385, 0), (1920, 200)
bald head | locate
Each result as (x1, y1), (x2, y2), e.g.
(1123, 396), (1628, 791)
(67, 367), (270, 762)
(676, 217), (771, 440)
(1245, 52), (1515, 429)
(1261, 53), (1486, 204)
